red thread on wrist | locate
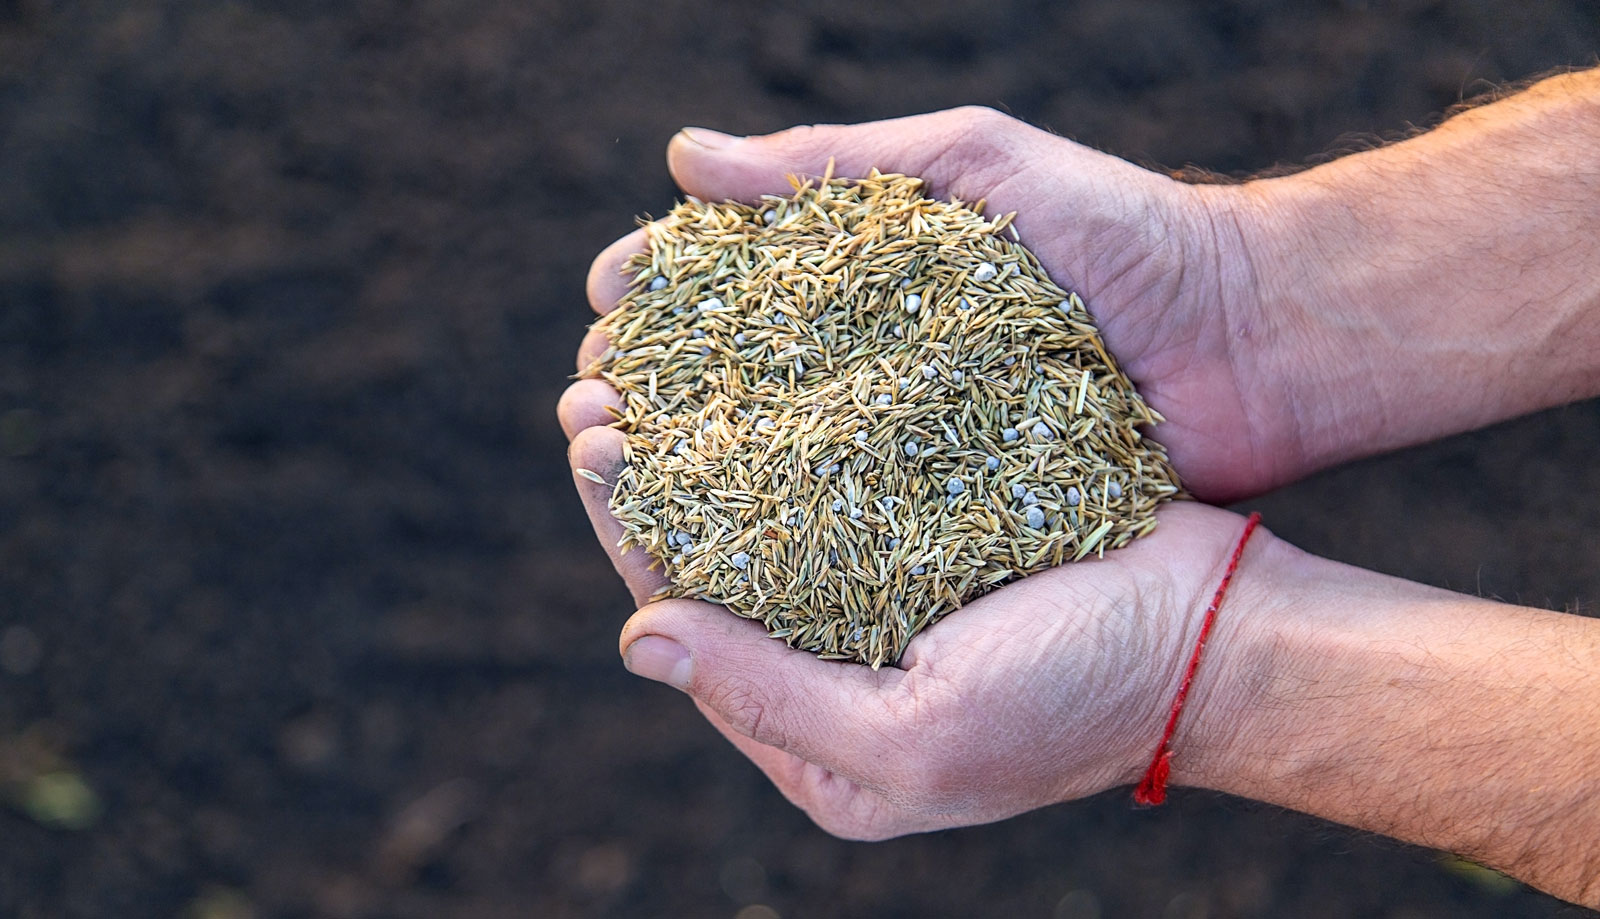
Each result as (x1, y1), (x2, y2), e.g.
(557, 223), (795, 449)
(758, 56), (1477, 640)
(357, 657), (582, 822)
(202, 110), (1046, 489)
(1133, 511), (1261, 806)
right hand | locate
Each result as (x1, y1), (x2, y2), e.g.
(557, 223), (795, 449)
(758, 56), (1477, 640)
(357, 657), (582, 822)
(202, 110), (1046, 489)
(565, 106), (1312, 502)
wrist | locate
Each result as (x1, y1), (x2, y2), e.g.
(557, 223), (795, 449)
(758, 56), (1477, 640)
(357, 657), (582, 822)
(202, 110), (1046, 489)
(1156, 520), (1315, 794)
(1169, 536), (1600, 906)
(1218, 71), (1600, 481)
(1163, 180), (1340, 496)
(1205, 172), (1396, 483)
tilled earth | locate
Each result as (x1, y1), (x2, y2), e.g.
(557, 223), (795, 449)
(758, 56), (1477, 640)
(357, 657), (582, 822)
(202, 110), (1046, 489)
(2, 1), (1598, 917)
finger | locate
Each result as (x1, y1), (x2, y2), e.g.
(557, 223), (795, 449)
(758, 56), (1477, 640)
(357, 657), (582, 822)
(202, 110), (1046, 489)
(575, 327), (611, 373)
(556, 379), (623, 441)
(586, 227), (648, 317)
(618, 598), (915, 789)
(668, 108), (1110, 210)
(568, 425), (670, 605)
(665, 110), (1173, 274)
(691, 698), (926, 841)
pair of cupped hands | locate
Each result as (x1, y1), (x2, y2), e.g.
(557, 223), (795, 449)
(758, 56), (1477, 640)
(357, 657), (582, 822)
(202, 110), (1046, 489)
(559, 108), (1344, 838)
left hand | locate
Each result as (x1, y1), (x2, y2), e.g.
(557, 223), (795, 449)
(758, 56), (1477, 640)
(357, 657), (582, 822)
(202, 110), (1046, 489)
(563, 417), (1274, 837)
(558, 111), (1286, 836)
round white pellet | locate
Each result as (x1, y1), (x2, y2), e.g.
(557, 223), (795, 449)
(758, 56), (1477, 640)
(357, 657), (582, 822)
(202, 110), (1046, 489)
(1011, 483), (1027, 499)
(920, 364), (938, 380)
(831, 499), (845, 512)
(910, 565), (926, 575)
(763, 209), (777, 224)
(1032, 422), (1052, 439)
(905, 294), (922, 313)
(733, 332), (746, 345)
(730, 551), (751, 569)
(875, 394), (892, 406)
(850, 507), (864, 519)
(691, 329), (705, 338)
(1025, 507), (1047, 529)
(974, 262), (998, 282)
(946, 478), (965, 496)
(854, 431), (869, 442)
(1066, 486), (1082, 506)
(649, 276), (669, 291)
(985, 455), (1000, 471)
(699, 297), (723, 311)
(1002, 428), (1019, 442)
(1023, 490), (1039, 506)
(904, 442), (918, 456)
(1108, 480), (1123, 499)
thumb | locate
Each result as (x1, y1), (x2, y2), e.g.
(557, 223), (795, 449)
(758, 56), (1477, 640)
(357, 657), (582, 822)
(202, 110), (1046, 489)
(665, 106), (1072, 209)
(619, 598), (917, 789)
(663, 107), (1175, 274)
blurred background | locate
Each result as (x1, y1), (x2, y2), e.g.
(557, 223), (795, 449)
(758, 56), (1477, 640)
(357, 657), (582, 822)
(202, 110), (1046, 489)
(3, 1), (1599, 917)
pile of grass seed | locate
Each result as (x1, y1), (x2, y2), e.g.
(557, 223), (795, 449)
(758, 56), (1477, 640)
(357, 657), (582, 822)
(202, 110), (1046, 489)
(583, 170), (1181, 667)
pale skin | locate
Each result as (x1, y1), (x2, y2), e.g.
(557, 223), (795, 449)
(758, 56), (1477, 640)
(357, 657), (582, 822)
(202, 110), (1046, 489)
(559, 69), (1600, 907)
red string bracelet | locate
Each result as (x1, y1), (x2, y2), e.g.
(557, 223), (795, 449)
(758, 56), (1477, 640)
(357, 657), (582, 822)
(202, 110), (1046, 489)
(1133, 511), (1262, 806)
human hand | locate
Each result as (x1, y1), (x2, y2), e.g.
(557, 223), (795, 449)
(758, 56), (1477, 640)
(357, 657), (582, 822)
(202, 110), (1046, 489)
(562, 107), (1302, 502)
(558, 104), (1600, 889)
(556, 107), (1292, 832)
(569, 79), (1600, 502)
(566, 420), (1272, 836)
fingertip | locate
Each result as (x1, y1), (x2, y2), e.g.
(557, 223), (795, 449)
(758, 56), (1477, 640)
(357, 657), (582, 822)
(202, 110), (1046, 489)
(569, 423), (627, 482)
(575, 327), (612, 373)
(570, 426), (673, 605)
(587, 227), (649, 316)
(667, 125), (805, 203)
(619, 597), (731, 657)
(556, 379), (623, 440)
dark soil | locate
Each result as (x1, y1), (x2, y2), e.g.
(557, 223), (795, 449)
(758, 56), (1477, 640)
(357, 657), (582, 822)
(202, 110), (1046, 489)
(3, 1), (1599, 917)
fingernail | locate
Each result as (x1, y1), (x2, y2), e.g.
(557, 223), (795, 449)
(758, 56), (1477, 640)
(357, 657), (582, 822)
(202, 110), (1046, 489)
(623, 635), (693, 690)
(679, 126), (742, 150)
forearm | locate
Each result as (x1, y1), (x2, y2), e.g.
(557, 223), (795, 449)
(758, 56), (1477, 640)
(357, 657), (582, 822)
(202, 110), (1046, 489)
(1181, 540), (1600, 906)
(1239, 68), (1600, 474)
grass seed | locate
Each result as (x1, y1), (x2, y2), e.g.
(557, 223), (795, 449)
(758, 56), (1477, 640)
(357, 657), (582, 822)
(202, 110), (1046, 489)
(583, 170), (1182, 668)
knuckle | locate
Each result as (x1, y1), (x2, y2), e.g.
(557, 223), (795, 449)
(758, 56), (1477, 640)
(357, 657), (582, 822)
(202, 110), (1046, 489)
(930, 107), (1025, 178)
(767, 121), (833, 157)
(883, 743), (947, 810)
(815, 811), (896, 842)
(806, 788), (901, 842)
(703, 676), (789, 751)
(876, 676), (969, 811)
(950, 104), (1008, 132)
